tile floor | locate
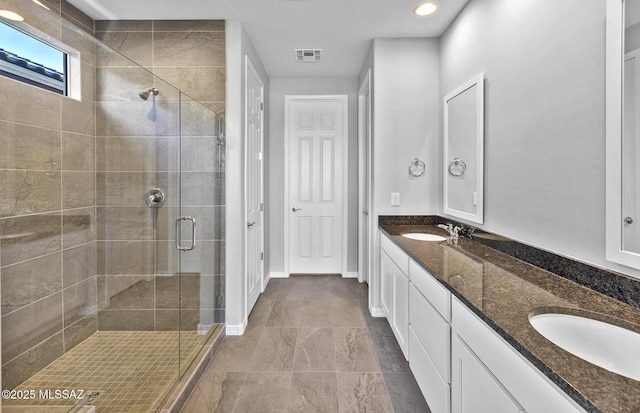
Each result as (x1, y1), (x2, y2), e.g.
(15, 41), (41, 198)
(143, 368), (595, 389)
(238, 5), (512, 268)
(5, 330), (209, 413)
(181, 275), (431, 413)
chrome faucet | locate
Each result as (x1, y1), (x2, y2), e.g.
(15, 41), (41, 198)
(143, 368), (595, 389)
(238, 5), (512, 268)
(437, 223), (453, 234)
(437, 223), (462, 244)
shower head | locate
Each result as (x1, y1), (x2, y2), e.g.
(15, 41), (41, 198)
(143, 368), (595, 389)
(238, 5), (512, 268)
(139, 88), (159, 100)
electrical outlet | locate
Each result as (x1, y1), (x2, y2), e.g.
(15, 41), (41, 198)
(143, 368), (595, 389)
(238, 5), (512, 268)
(391, 192), (400, 206)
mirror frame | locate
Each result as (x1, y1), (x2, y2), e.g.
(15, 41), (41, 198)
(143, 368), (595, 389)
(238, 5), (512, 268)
(605, 0), (640, 268)
(443, 73), (485, 224)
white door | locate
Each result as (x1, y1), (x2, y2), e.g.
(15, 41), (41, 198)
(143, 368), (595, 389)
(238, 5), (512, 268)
(245, 56), (264, 314)
(285, 96), (348, 274)
(623, 49), (640, 253)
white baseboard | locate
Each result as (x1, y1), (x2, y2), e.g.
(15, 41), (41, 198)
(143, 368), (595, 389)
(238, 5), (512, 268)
(344, 272), (359, 279)
(369, 306), (385, 318)
(262, 273), (272, 292)
(225, 319), (247, 336)
(269, 272), (288, 278)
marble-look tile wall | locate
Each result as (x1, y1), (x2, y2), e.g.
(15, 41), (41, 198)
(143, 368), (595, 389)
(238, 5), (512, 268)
(94, 20), (226, 330)
(0, 4), (226, 388)
(0, 0), (98, 389)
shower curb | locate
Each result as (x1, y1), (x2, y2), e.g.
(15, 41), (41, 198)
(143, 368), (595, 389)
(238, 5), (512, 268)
(159, 324), (226, 413)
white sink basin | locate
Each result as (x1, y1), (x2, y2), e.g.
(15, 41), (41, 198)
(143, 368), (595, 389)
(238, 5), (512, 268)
(529, 313), (640, 381)
(401, 233), (447, 242)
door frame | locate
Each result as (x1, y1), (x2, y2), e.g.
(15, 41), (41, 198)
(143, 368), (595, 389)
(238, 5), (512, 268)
(283, 94), (349, 277)
(358, 70), (372, 284)
(244, 55), (264, 316)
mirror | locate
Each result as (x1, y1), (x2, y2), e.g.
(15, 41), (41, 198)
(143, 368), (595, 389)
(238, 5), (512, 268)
(443, 73), (485, 224)
(606, 0), (640, 268)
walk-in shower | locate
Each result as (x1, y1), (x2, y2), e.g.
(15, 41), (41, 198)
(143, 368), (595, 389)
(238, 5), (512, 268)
(0, 6), (226, 413)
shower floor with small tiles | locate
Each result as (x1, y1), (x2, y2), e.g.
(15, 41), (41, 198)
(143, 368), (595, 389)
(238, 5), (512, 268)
(4, 330), (214, 413)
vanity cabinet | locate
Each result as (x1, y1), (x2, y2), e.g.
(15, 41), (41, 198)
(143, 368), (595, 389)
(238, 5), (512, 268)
(380, 234), (409, 356)
(451, 297), (585, 413)
(379, 232), (585, 413)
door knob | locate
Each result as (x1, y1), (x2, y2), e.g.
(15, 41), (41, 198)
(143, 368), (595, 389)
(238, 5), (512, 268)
(292, 207), (303, 212)
(624, 217), (634, 224)
(363, 210), (369, 216)
(247, 221), (256, 227)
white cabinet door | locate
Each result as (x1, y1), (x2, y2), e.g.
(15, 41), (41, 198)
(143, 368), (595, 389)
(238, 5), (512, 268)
(380, 247), (409, 357)
(380, 250), (393, 318)
(451, 335), (524, 413)
(391, 269), (409, 357)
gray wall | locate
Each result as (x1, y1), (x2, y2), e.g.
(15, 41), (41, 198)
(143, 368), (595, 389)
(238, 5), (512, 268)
(440, 0), (640, 278)
(357, 38), (441, 312)
(626, 21), (640, 52)
(267, 77), (359, 275)
(371, 38), (441, 217)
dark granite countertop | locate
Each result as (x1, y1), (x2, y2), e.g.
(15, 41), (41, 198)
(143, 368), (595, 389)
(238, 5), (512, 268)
(380, 224), (640, 413)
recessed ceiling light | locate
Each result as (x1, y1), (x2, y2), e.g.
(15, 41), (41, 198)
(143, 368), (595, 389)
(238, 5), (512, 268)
(0, 10), (24, 21)
(414, 2), (438, 16)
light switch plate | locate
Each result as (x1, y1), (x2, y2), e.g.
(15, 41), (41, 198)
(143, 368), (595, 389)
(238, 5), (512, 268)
(391, 192), (400, 206)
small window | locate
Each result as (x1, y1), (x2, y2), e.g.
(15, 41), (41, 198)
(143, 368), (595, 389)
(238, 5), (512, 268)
(0, 21), (67, 95)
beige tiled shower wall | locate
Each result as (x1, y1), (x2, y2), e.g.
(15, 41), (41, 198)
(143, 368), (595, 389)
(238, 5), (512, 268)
(93, 20), (226, 331)
(0, 1), (226, 390)
(0, 0), (98, 390)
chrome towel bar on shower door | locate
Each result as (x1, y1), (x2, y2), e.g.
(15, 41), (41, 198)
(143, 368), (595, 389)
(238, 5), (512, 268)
(175, 216), (196, 251)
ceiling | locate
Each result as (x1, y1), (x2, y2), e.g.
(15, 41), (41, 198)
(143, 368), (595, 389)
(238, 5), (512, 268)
(67, 0), (470, 78)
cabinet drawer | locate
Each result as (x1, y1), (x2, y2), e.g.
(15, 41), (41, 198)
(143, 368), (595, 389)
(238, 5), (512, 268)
(409, 327), (450, 413)
(452, 298), (585, 413)
(381, 233), (409, 275)
(410, 259), (451, 321)
(409, 284), (450, 382)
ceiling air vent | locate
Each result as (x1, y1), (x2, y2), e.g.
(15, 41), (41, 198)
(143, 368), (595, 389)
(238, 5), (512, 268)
(295, 49), (323, 63)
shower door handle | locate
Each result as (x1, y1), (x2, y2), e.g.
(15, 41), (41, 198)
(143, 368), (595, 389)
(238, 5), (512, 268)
(176, 216), (197, 251)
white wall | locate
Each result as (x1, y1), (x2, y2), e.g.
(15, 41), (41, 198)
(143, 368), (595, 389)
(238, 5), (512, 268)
(440, 0), (640, 279)
(268, 77), (359, 276)
(225, 20), (271, 335)
(359, 38), (441, 313)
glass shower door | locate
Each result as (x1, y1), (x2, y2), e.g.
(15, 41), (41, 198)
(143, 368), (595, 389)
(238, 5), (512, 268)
(176, 92), (220, 376)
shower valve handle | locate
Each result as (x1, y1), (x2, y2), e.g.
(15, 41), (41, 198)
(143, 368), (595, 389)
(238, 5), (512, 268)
(145, 187), (165, 208)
